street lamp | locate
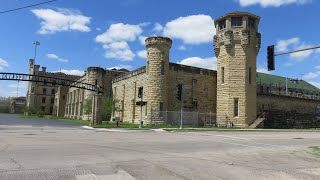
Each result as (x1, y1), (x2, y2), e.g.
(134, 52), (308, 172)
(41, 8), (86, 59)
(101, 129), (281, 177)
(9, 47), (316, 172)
(33, 41), (40, 63)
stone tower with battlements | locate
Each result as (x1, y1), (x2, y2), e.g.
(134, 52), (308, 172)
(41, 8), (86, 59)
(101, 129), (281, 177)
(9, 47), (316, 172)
(214, 12), (261, 127)
(145, 36), (172, 123)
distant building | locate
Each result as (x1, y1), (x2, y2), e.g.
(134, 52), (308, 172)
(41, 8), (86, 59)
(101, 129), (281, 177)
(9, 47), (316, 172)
(26, 59), (81, 114)
(10, 97), (26, 114)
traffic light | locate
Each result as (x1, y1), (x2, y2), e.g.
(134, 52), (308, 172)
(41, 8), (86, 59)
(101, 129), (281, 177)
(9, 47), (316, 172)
(176, 84), (182, 101)
(138, 87), (143, 98)
(267, 45), (275, 71)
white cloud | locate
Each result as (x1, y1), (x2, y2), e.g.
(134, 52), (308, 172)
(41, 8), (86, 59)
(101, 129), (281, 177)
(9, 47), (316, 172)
(103, 41), (135, 61)
(315, 66), (320, 69)
(276, 37), (315, 63)
(95, 23), (143, 44)
(107, 65), (133, 70)
(138, 36), (147, 45)
(235, 0), (311, 7)
(257, 68), (272, 74)
(47, 53), (68, 62)
(163, 14), (215, 45)
(303, 71), (320, 79)
(178, 45), (187, 51)
(177, 57), (217, 70)
(53, 69), (84, 76)
(153, 23), (163, 33)
(309, 82), (320, 89)
(289, 44), (314, 62)
(8, 82), (27, 89)
(276, 38), (300, 53)
(0, 58), (9, 70)
(137, 50), (147, 59)
(31, 8), (91, 34)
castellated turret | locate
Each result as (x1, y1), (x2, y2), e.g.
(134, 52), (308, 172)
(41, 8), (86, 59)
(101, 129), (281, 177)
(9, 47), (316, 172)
(214, 12), (261, 127)
(145, 36), (172, 122)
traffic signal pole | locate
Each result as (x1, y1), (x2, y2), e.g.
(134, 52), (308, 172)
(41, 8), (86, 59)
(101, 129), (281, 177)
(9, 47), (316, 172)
(274, 45), (320, 56)
(140, 94), (143, 128)
(267, 45), (320, 71)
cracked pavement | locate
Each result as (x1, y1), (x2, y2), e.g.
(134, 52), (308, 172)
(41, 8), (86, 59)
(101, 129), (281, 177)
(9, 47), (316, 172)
(0, 114), (320, 179)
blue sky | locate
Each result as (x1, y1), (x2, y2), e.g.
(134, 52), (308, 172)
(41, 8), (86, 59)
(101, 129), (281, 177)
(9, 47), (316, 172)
(0, 0), (319, 97)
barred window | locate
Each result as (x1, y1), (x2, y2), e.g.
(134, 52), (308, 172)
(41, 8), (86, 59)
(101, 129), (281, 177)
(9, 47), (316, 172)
(231, 17), (243, 27)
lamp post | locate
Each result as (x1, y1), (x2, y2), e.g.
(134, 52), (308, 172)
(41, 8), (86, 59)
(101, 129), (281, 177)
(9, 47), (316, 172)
(33, 41), (40, 63)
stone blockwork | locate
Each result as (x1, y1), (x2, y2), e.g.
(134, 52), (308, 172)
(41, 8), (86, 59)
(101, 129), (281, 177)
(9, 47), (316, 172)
(112, 67), (147, 123)
(257, 94), (320, 128)
(112, 62), (217, 124)
(215, 12), (261, 127)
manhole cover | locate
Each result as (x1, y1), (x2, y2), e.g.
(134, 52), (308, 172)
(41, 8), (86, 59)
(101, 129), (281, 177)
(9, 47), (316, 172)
(24, 133), (37, 136)
(293, 138), (304, 139)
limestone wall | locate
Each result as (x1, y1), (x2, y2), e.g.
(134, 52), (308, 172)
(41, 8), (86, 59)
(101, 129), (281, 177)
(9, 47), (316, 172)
(257, 94), (320, 115)
(167, 63), (217, 113)
(112, 67), (147, 123)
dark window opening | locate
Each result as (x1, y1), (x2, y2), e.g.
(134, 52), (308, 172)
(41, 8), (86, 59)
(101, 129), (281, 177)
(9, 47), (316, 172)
(234, 98), (239, 117)
(267, 87), (270, 93)
(231, 17), (243, 27)
(260, 86), (263, 93)
(51, 89), (55, 95)
(31, 87), (34, 93)
(221, 67), (225, 84)
(43, 88), (47, 95)
(219, 20), (226, 30)
(63, 95), (65, 100)
(248, 18), (255, 28)
(42, 97), (46, 103)
(160, 102), (164, 111)
(51, 98), (54, 104)
(41, 106), (45, 112)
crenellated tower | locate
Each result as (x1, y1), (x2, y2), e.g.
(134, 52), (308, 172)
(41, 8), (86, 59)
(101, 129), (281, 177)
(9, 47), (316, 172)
(145, 36), (172, 123)
(214, 12), (261, 127)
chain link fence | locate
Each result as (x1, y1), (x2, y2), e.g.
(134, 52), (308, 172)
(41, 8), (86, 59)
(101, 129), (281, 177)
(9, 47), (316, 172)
(152, 111), (216, 127)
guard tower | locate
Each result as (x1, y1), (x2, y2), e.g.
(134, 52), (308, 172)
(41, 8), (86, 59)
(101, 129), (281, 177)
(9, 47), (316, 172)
(214, 12), (261, 127)
(145, 36), (172, 123)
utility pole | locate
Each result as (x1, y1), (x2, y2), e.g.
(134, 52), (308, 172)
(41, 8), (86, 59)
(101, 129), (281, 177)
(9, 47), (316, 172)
(33, 41), (40, 64)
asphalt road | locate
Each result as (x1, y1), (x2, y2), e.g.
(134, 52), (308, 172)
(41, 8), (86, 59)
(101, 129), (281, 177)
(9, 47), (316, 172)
(0, 114), (320, 180)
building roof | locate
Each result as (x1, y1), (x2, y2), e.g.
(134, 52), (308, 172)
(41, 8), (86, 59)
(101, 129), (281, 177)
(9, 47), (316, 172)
(215, 11), (260, 23)
(257, 73), (320, 93)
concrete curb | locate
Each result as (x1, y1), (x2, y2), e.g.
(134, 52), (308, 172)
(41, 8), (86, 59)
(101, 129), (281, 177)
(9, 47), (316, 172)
(81, 126), (167, 133)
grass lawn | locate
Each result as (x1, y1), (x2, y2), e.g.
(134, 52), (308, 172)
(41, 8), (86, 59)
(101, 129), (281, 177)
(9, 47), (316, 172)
(17, 114), (90, 126)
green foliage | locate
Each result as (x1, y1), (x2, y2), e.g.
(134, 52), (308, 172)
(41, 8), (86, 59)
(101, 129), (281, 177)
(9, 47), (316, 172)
(83, 96), (93, 115)
(0, 104), (10, 113)
(23, 106), (38, 115)
(101, 97), (119, 116)
(36, 111), (45, 118)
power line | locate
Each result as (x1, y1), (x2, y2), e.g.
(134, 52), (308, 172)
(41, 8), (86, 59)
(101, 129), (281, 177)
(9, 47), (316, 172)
(0, 0), (58, 14)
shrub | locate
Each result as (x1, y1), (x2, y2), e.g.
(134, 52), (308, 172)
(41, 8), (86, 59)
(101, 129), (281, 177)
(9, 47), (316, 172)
(36, 111), (45, 118)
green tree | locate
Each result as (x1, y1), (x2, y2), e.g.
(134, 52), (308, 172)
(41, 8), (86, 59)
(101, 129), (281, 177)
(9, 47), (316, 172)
(83, 96), (93, 115)
(102, 97), (119, 117)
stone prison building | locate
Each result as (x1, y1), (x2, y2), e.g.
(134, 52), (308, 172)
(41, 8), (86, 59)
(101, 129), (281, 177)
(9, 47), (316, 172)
(26, 12), (320, 128)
